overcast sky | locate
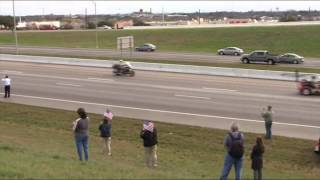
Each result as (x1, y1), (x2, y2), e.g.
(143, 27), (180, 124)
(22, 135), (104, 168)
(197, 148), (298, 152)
(0, 1), (320, 16)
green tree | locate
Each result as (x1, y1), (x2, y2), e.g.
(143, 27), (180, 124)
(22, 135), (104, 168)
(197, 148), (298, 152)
(97, 20), (114, 27)
(0, 16), (14, 29)
(133, 18), (150, 26)
(87, 22), (96, 29)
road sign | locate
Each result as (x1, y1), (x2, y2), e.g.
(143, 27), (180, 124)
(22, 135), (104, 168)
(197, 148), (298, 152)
(117, 36), (134, 50)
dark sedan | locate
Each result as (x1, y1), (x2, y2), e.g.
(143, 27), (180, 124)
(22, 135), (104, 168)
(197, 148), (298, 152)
(135, 43), (156, 52)
(278, 53), (304, 64)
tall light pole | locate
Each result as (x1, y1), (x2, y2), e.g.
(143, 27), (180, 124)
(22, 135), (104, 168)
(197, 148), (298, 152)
(93, 1), (98, 48)
(12, 0), (18, 54)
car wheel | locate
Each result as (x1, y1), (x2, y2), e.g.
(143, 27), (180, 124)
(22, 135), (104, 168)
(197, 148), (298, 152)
(267, 59), (274, 65)
(293, 60), (298, 64)
(234, 52), (239, 56)
(302, 88), (311, 95)
(242, 58), (249, 64)
(219, 51), (224, 55)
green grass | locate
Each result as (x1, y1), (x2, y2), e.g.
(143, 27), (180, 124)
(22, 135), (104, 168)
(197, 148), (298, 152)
(0, 101), (319, 179)
(1, 25), (320, 57)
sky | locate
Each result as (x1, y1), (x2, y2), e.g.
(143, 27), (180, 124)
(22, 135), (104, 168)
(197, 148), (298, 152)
(0, 1), (320, 16)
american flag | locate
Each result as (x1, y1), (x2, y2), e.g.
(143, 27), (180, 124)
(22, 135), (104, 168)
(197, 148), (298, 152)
(104, 111), (114, 120)
(143, 121), (154, 132)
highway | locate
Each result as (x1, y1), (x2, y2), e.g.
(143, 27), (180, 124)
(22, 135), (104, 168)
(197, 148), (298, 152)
(1, 45), (320, 68)
(0, 61), (319, 140)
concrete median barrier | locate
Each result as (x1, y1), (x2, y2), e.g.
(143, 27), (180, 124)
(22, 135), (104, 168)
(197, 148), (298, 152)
(0, 54), (317, 81)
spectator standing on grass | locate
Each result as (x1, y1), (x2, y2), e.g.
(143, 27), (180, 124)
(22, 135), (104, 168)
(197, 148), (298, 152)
(99, 117), (112, 156)
(73, 108), (89, 161)
(251, 137), (265, 180)
(261, 106), (274, 139)
(140, 120), (158, 168)
(220, 122), (244, 180)
(314, 137), (320, 154)
(1, 75), (11, 98)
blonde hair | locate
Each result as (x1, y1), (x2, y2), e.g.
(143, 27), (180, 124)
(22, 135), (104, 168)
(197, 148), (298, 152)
(230, 122), (239, 132)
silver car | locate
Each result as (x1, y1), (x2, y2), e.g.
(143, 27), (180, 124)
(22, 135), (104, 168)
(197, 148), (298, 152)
(135, 43), (156, 52)
(278, 53), (304, 64)
(217, 47), (244, 56)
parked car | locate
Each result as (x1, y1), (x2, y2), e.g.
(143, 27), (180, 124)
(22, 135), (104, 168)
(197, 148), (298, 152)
(97, 25), (112, 30)
(241, 50), (279, 65)
(135, 43), (156, 52)
(217, 47), (244, 56)
(298, 75), (320, 95)
(278, 53), (304, 64)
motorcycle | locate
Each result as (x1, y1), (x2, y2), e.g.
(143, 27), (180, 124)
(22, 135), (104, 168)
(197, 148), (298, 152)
(112, 64), (135, 77)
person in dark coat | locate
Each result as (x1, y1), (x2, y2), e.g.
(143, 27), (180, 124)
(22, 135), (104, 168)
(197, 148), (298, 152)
(99, 118), (112, 156)
(251, 137), (265, 180)
(140, 120), (158, 168)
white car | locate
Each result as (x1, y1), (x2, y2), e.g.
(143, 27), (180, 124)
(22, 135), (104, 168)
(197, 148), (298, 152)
(217, 47), (244, 56)
(97, 25), (112, 30)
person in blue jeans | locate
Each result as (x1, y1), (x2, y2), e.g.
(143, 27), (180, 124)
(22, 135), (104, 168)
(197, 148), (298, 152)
(73, 108), (89, 161)
(220, 122), (245, 180)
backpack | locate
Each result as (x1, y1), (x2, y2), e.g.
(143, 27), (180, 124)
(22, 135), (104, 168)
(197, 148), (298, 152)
(99, 123), (110, 137)
(228, 132), (244, 159)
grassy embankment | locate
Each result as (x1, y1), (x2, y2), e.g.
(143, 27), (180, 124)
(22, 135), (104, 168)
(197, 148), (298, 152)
(1, 25), (320, 73)
(0, 26), (320, 57)
(0, 101), (319, 179)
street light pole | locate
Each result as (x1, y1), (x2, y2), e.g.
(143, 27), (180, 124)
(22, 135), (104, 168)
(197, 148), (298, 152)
(93, 1), (98, 48)
(12, 0), (18, 54)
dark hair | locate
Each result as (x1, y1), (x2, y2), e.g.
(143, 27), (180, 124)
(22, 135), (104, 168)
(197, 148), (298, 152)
(256, 137), (265, 153)
(267, 105), (272, 111)
(5, 75), (8, 78)
(77, 108), (87, 119)
(103, 118), (109, 124)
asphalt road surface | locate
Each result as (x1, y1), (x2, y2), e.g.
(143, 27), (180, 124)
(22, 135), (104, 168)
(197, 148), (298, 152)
(0, 61), (319, 140)
(1, 45), (320, 68)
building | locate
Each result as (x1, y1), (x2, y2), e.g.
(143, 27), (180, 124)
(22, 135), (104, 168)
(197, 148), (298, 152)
(225, 18), (255, 24)
(16, 21), (60, 30)
(114, 19), (133, 29)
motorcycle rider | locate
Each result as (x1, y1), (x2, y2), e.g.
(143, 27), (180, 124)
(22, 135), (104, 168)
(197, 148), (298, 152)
(119, 60), (132, 69)
(310, 75), (317, 88)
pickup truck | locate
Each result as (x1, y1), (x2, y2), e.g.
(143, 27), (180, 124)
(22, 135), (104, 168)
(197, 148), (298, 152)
(240, 50), (279, 65)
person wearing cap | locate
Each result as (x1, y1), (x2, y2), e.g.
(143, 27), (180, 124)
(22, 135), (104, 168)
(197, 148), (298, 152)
(1, 75), (11, 98)
(140, 120), (158, 168)
(99, 108), (113, 156)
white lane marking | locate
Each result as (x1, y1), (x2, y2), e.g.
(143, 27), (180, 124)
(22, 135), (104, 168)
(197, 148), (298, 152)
(0, 70), (23, 74)
(175, 94), (211, 100)
(56, 83), (82, 87)
(5, 72), (320, 103)
(203, 87), (238, 92)
(3, 93), (320, 129)
(88, 78), (114, 82)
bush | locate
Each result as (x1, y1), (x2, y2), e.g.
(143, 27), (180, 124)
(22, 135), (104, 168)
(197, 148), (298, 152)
(133, 19), (150, 26)
(87, 22), (96, 29)
(60, 24), (74, 30)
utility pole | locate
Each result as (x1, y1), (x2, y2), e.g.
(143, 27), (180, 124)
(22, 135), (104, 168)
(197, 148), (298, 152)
(12, 0), (18, 54)
(85, 8), (87, 29)
(93, 1), (98, 48)
(198, 9), (201, 24)
(162, 6), (164, 26)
